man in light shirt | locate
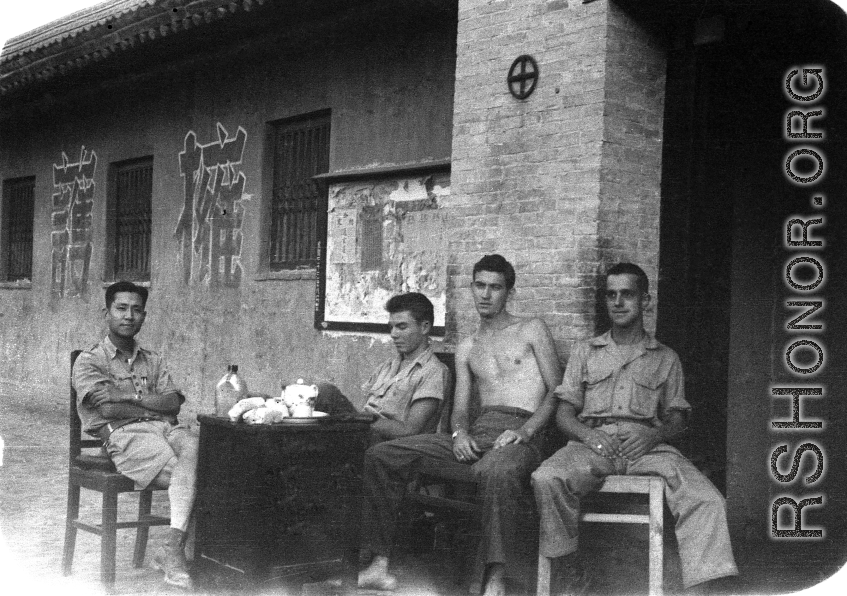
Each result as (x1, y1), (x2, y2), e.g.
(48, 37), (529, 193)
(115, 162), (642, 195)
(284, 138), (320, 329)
(532, 263), (738, 594)
(316, 292), (450, 442)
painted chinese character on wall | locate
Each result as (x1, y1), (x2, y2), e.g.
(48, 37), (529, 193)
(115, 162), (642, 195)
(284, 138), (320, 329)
(175, 123), (247, 287)
(51, 147), (96, 298)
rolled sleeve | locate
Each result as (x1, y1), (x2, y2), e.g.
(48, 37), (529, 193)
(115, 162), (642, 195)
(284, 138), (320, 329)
(72, 350), (110, 404)
(554, 342), (587, 412)
(150, 358), (184, 402)
(410, 360), (447, 404)
(661, 354), (691, 413)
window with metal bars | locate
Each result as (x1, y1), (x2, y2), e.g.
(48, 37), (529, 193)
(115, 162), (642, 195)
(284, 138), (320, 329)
(1, 177), (35, 282)
(110, 159), (152, 281)
(269, 112), (330, 270)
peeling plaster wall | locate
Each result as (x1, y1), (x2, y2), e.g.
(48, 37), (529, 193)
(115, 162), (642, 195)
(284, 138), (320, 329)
(324, 173), (450, 326)
(0, 12), (457, 416)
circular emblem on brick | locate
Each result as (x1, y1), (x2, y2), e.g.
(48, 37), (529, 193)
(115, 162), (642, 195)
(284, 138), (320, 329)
(507, 55), (539, 100)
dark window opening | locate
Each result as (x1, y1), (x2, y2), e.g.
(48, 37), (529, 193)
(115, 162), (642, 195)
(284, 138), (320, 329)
(269, 112), (330, 270)
(2, 177), (35, 282)
(111, 159), (152, 281)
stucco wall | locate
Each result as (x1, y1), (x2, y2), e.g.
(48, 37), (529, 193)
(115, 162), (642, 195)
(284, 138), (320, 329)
(0, 10), (457, 417)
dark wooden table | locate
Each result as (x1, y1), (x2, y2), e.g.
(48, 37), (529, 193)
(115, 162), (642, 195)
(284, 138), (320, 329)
(193, 413), (373, 592)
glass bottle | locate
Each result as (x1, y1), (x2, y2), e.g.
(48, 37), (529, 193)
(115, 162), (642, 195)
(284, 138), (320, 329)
(215, 364), (247, 417)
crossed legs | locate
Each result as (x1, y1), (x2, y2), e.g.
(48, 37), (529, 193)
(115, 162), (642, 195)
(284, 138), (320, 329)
(149, 426), (198, 589)
(149, 426), (198, 532)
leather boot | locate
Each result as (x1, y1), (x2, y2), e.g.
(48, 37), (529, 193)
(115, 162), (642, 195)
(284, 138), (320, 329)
(152, 528), (193, 590)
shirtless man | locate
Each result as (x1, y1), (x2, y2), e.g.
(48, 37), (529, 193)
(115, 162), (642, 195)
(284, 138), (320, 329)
(357, 254), (562, 596)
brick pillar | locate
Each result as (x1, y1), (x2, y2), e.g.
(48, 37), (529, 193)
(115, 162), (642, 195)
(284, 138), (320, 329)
(447, 0), (666, 354)
(597, 2), (666, 334)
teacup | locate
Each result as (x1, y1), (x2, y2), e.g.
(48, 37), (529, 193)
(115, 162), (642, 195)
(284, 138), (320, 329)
(290, 403), (314, 418)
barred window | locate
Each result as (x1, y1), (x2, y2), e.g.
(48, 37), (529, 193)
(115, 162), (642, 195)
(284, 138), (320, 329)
(269, 112), (330, 270)
(1, 177), (35, 282)
(110, 158), (152, 281)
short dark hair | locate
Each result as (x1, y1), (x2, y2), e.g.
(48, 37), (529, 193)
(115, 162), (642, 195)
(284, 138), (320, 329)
(106, 281), (148, 308)
(385, 292), (435, 326)
(605, 263), (649, 295)
(472, 254), (516, 290)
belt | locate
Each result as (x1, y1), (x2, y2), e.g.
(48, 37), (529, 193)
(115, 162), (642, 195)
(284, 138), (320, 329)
(480, 405), (534, 419)
(583, 417), (653, 429)
(97, 418), (156, 441)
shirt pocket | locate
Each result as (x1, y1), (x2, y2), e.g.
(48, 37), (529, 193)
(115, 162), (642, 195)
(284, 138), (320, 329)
(371, 392), (406, 422)
(108, 369), (135, 394)
(584, 364), (615, 412)
(388, 378), (415, 404)
(630, 371), (663, 417)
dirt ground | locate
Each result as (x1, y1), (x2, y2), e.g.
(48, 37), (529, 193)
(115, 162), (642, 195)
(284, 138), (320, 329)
(0, 385), (654, 596)
(1, 386), (845, 596)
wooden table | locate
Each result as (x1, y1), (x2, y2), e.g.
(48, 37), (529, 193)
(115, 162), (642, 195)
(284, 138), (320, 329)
(193, 413), (373, 592)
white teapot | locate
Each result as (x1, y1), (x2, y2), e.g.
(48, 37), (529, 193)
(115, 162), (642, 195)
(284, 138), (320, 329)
(281, 379), (319, 416)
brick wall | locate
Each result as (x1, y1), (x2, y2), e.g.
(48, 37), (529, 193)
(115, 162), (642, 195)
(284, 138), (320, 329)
(448, 0), (666, 356)
(598, 1), (666, 334)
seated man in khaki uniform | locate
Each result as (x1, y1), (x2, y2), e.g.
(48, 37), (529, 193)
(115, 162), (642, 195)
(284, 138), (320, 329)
(316, 292), (451, 443)
(532, 263), (738, 594)
(73, 281), (197, 590)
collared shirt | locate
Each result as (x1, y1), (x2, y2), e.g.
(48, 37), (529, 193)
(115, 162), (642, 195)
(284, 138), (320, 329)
(554, 330), (690, 426)
(362, 344), (448, 430)
(72, 336), (184, 436)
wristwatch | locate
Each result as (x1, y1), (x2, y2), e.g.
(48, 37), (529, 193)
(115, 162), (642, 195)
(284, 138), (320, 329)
(451, 429), (462, 440)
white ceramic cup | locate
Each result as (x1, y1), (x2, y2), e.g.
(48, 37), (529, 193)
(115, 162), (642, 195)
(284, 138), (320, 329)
(291, 403), (314, 417)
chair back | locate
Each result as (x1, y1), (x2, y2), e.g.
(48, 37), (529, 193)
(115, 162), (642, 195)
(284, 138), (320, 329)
(432, 352), (481, 435)
(69, 350), (104, 463)
(434, 352), (456, 435)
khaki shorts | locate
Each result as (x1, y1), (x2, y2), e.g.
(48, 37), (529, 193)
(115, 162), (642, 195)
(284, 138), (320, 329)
(104, 420), (194, 489)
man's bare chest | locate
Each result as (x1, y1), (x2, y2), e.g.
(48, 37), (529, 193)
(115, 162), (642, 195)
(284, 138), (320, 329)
(470, 336), (535, 379)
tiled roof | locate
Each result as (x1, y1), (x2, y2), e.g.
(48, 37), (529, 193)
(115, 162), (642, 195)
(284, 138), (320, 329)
(0, 0), (268, 96)
(2, 1), (154, 59)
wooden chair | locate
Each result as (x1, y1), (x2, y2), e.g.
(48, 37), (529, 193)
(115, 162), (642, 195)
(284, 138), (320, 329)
(62, 350), (170, 589)
(403, 356), (667, 595)
(536, 474), (666, 596)
(432, 351), (458, 435)
(403, 451), (479, 585)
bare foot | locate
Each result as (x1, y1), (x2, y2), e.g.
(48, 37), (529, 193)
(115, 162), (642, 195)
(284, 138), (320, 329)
(358, 555), (398, 591)
(483, 563), (506, 596)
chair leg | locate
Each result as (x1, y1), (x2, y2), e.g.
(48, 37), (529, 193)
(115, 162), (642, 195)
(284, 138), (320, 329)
(101, 490), (119, 589)
(454, 517), (480, 590)
(62, 482), (81, 576)
(648, 478), (664, 596)
(537, 553), (551, 596)
(133, 490), (153, 567)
